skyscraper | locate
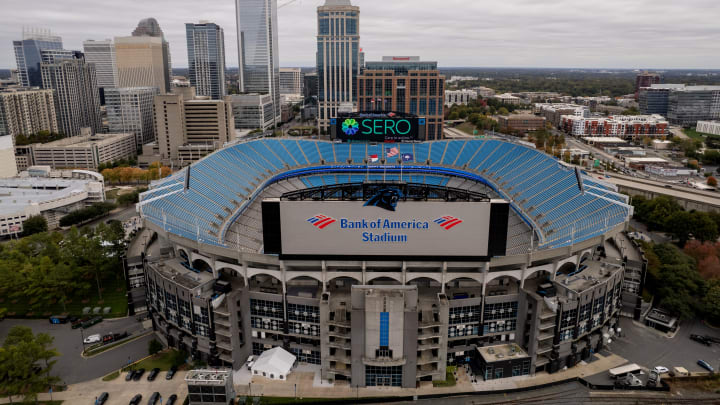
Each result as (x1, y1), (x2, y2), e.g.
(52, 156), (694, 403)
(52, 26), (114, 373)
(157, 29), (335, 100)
(41, 52), (102, 136)
(106, 87), (158, 147)
(236, 0), (281, 124)
(186, 22), (227, 100)
(83, 39), (119, 100)
(115, 18), (172, 93)
(0, 88), (59, 137)
(13, 28), (63, 87)
(316, 0), (360, 131)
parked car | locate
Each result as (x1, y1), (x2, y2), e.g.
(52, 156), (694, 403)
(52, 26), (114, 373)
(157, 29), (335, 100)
(690, 334), (712, 346)
(653, 366), (669, 374)
(246, 355), (255, 370)
(704, 335), (720, 344)
(147, 368), (160, 381)
(698, 360), (714, 372)
(83, 334), (101, 344)
(102, 334), (114, 344)
(132, 368), (145, 381)
(128, 394), (142, 405)
(96, 392), (109, 405)
(165, 366), (177, 380)
(147, 392), (160, 405)
(113, 331), (129, 340)
(82, 316), (102, 329)
(71, 317), (89, 329)
(166, 394), (178, 405)
(125, 370), (135, 381)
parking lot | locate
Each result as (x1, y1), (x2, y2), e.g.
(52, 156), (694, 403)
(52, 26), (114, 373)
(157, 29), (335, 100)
(608, 317), (720, 374)
(0, 317), (152, 384)
(59, 368), (188, 405)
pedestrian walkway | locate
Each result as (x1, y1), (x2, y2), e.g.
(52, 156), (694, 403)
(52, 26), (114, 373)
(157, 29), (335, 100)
(234, 352), (628, 399)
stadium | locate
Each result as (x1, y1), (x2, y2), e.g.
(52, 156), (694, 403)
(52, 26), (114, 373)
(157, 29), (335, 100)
(138, 136), (634, 387)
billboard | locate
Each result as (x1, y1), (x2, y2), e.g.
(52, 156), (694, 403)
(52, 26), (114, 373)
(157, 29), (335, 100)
(333, 115), (421, 142)
(262, 197), (509, 261)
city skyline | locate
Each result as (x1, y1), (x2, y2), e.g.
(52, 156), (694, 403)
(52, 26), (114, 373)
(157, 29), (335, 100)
(0, 0), (719, 70)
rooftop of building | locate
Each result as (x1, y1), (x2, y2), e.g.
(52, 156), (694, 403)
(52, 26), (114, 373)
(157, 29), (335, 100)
(31, 133), (133, 149)
(477, 343), (528, 363)
(149, 257), (215, 291)
(554, 258), (623, 293)
(185, 369), (232, 385)
(0, 176), (96, 216)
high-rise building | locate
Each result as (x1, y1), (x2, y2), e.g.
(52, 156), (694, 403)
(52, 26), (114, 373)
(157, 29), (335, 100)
(83, 39), (119, 102)
(231, 93), (275, 131)
(638, 84), (685, 116)
(105, 87), (158, 148)
(667, 86), (720, 127)
(115, 36), (170, 94)
(40, 52), (102, 136)
(358, 57), (445, 140)
(0, 88), (59, 137)
(303, 72), (318, 100)
(186, 22), (226, 100)
(279, 67), (303, 96)
(115, 19), (172, 94)
(236, 0), (281, 124)
(0, 136), (18, 178)
(150, 89), (234, 165)
(635, 72), (661, 99)
(316, 0), (360, 131)
(13, 28), (63, 88)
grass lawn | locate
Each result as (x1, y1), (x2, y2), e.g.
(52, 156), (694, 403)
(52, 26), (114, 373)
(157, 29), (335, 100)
(0, 276), (128, 319)
(683, 127), (718, 142)
(102, 371), (119, 381)
(432, 365), (457, 387)
(242, 398), (355, 404)
(455, 122), (478, 135)
(127, 349), (181, 371)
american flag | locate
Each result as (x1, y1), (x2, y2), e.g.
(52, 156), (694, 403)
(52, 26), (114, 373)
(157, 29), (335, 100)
(386, 147), (399, 158)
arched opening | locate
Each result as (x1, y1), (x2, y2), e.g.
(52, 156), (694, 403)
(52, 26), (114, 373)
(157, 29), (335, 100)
(286, 276), (322, 298)
(485, 275), (520, 297)
(368, 276), (401, 286)
(557, 262), (576, 276)
(192, 258), (212, 273)
(445, 277), (483, 300)
(217, 267), (245, 288)
(327, 276), (360, 294)
(524, 270), (553, 296)
(177, 248), (189, 263)
(249, 273), (283, 295)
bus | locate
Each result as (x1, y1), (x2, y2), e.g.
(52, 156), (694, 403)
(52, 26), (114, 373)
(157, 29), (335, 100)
(609, 363), (643, 379)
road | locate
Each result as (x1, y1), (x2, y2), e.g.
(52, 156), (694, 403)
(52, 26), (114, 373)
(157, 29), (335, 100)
(0, 318), (152, 384)
(608, 318), (720, 374)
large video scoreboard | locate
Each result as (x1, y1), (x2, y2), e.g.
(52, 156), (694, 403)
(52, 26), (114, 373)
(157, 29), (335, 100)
(331, 113), (424, 142)
(262, 198), (509, 261)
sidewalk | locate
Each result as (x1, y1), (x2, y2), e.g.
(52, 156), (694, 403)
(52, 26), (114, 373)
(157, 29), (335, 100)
(235, 352), (628, 399)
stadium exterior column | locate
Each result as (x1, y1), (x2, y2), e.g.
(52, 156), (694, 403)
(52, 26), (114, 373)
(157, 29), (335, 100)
(362, 261), (366, 284)
(520, 265), (528, 289)
(241, 261), (248, 285)
(280, 261), (287, 294)
(481, 262), (489, 297)
(402, 261), (407, 284)
(551, 260), (559, 282)
(321, 260), (327, 292)
(441, 262), (447, 293)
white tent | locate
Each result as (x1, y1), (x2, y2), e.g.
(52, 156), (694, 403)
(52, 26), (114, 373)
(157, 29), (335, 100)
(250, 347), (296, 380)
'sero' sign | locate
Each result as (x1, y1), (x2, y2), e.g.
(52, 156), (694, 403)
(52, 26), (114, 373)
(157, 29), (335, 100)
(336, 117), (419, 142)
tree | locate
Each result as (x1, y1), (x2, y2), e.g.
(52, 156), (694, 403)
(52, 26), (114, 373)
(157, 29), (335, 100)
(21, 215), (48, 237)
(0, 326), (60, 404)
(708, 176), (718, 187)
(148, 339), (163, 356)
(644, 243), (706, 319)
(703, 280), (720, 325)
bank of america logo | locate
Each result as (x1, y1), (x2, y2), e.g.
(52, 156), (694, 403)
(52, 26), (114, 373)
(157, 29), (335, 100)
(434, 216), (463, 230)
(307, 214), (336, 229)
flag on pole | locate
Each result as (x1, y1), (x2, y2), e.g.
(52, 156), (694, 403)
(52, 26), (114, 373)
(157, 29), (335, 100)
(386, 147), (399, 158)
(368, 154), (379, 163)
(401, 153), (414, 162)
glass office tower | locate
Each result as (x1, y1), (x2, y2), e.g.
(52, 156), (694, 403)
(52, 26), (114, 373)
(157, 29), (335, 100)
(186, 22), (226, 100)
(316, 0), (360, 131)
(13, 28), (63, 87)
(235, 0), (281, 125)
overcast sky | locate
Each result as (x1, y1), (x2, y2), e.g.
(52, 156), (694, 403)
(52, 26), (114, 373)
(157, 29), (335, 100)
(1, 0), (719, 69)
